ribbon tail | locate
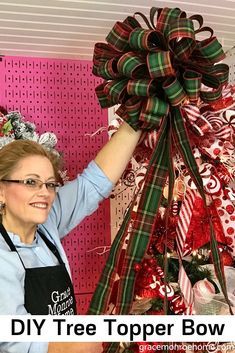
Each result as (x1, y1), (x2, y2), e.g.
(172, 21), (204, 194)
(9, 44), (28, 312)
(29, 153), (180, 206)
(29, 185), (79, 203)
(88, 206), (132, 314)
(102, 115), (170, 353)
(88, 115), (169, 317)
(163, 115), (175, 314)
(172, 107), (232, 314)
(165, 112), (175, 218)
(116, 116), (169, 314)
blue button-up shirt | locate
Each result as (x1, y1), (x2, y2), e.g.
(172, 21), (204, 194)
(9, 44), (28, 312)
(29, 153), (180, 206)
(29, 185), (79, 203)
(0, 161), (113, 353)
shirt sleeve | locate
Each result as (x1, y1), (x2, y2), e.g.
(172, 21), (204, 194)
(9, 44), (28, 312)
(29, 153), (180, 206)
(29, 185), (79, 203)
(0, 250), (26, 315)
(0, 342), (48, 353)
(45, 160), (114, 238)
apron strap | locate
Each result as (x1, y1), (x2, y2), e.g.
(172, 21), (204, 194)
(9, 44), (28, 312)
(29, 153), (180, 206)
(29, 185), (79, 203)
(37, 229), (64, 265)
(0, 223), (27, 269)
(0, 223), (64, 267)
(0, 223), (17, 252)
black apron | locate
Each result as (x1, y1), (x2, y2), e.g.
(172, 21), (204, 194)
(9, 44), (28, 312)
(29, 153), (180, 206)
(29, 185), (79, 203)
(0, 223), (77, 315)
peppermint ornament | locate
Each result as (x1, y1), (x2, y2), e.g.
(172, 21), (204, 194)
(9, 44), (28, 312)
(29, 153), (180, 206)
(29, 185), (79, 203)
(171, 200), (179, 216)
(157, 283), (174, 300)
(155, 266), (164, 279)
(193, 279), (215, 304)
(204, 175), (222, 195)
(169, 295), (186, 314)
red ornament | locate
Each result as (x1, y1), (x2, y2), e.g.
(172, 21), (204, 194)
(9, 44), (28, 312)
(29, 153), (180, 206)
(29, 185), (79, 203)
(169, 295), (187, 314)
(148, 258), (157, 266)
(152, 215), (176, 253)
(221, 250), (234, 266)
(143, 261), (149, 269)
(209, 247), (234, 267)
(186, 196), (227, 250)
(134, 263), (142, 272)
(146, 266), (153, 273)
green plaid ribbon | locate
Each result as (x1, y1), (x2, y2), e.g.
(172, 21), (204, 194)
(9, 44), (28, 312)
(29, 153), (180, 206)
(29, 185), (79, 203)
(148, 51), (174, 78)
(129, 27), (165, 51)
(89, 6), (231, 352)
(163, 77), (187, 106)
(117, 52), (146, 78)
(127, 79), (157, 96)
(183, 70), (202, 102)
(167, 18), (196, 60)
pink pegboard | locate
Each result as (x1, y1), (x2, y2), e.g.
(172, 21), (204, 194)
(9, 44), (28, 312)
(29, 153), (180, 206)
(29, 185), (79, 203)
(0, 56), (111, 314)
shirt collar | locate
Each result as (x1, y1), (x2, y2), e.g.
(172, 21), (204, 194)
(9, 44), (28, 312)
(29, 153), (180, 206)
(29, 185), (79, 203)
(7, 231), (39, 248)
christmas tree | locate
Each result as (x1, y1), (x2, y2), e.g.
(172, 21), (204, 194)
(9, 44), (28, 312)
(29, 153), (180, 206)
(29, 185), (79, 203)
(88, 6), (235, 353)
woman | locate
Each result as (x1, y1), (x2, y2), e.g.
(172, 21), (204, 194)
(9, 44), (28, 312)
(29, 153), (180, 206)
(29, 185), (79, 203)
(0, 121), (141, 353)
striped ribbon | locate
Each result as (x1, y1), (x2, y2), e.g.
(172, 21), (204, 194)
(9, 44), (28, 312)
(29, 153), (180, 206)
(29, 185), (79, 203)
(182, 104), (213, 136)
(89, 7), (232, 352)
(176, 189), (197, 310)
(176, 189), (197, 257)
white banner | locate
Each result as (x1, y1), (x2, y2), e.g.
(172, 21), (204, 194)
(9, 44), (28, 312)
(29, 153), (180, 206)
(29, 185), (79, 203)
(0, 315), (234, 342)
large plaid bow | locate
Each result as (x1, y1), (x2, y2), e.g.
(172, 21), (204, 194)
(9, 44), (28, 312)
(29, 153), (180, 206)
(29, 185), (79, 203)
(88, 7), (232, 352)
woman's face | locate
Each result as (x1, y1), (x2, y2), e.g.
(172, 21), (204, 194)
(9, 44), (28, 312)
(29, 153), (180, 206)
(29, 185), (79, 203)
(1, 155), (57, 231)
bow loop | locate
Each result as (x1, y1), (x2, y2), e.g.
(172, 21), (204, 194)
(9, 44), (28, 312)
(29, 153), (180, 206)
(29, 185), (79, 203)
(123, 15), (142, 30)
(106, 21), (134, 52)
(195, 26), (214, 38)
(95, 82), (115, 108)
(127, 79), (157, 96)
(193, 37), (225, 64)
(183, 70), (202, 103)
(211, 63), (230, 85)
(92, 43), (121, 76)
(129, 28), (166, 51)
(119, 96), (142, 130)
(189, 14), (203, 30)
(139, 97), (169, 129)
(163, 77), (187, 106)
(200, 74), (223, 103)
(116, 95), (170, 131)
(156, 7), (185, 34)
(166, 18), (196, 61)
(117, 52), (147, 78)
(97, 57), (121, 80)
(147, 51), (174, 78)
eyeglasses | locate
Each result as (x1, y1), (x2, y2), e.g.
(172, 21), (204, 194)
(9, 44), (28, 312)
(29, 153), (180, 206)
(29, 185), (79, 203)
(1, 178), (61, 193)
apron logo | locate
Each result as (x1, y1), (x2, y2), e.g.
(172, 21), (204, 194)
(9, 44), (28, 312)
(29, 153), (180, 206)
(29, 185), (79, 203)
(48, 287), (74, 315)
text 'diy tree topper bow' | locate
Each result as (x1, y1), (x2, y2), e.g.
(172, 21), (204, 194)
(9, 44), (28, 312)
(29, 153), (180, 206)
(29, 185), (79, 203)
(88, 5), (232, 348)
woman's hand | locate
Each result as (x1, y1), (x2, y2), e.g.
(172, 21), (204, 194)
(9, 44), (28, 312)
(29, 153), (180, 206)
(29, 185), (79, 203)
(95, 121), (141, 184)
